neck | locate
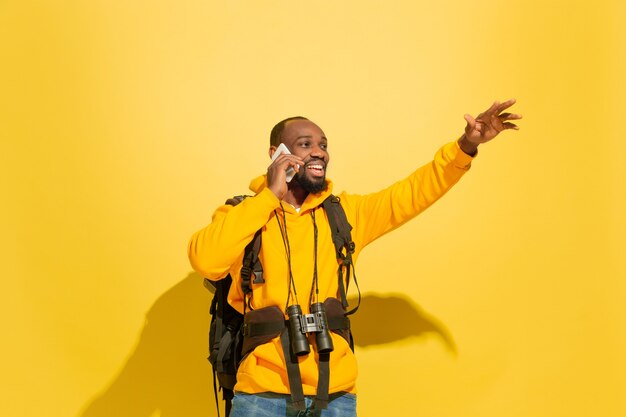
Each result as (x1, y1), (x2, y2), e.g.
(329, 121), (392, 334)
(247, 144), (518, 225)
(282, 183), (308, 208)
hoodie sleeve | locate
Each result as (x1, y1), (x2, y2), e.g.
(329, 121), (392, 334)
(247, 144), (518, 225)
(339, 141), (474, 252)
(188, 188), (280, 280)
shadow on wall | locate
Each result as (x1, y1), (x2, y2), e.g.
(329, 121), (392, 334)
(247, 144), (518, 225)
(349, 292), (457, 354)
(79, 272), (456, 417)
(79, 272), (218, 417)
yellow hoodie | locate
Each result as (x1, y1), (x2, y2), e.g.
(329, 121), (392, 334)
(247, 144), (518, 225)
(188, 140), (474, 395)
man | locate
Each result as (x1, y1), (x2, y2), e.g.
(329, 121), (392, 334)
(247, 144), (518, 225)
(188, 99), (521, 416)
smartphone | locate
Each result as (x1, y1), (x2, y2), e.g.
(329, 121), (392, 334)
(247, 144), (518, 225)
(271, 143), (297, 183)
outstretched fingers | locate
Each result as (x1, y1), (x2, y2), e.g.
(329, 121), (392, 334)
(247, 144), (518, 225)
(502, 122), (520, 130)
(498, 112), (522, 120)
(495, 98), (517, 114)
(480, 101), (499, 118)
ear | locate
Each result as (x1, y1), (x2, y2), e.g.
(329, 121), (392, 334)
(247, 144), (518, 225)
(269, 146), (277, 159)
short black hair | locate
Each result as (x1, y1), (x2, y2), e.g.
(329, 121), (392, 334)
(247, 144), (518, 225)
(270, 116), (309, 147)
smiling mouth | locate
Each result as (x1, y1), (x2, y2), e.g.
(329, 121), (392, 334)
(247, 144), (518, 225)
(306, 162), (325, 177)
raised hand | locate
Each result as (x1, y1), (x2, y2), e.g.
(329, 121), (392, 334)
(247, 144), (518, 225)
(459, 99), (522, 155)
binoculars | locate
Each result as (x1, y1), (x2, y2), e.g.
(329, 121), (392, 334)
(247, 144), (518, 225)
(286, 302), (334, 356)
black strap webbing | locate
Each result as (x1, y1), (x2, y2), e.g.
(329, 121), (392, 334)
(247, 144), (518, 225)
(242, 321), (286, 337)
(315, 353), (331, 409)
(322, 195), (359, 315)
(240, 229), (263, 312)
(322, 195), (353, 260)
(225, 398), (232, 417)
(212, 368), (221, 417)
(225, 195), (265, 312)
(280, 329), (306, 410)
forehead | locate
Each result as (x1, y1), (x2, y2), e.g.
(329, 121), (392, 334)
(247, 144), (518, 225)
(281, 120), (327, 143)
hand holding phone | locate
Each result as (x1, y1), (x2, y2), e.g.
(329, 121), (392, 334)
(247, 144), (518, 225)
(271, 143), (297, 183)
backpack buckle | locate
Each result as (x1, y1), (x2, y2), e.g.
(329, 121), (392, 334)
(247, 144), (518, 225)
(253, 270), (265, 284)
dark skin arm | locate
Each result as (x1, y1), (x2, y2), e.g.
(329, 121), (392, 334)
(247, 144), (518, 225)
(458, 98), (522, 156)
(267, 99), (521, 200)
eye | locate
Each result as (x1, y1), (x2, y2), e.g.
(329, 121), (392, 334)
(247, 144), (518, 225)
(300, 141), (311, 148)
(320, 143), (328, 151)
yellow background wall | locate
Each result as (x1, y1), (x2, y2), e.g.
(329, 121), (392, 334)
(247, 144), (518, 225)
(1, 1), (624, 416)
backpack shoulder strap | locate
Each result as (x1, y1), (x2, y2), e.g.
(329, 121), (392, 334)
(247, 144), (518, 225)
(225, 195), (248, 206)
(322, 195), (354, 256)
(224, 195), (264, 312)
(321, 195), (360, 315)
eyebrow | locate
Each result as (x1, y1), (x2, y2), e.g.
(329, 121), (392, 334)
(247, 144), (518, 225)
(296, 135), (327, 140)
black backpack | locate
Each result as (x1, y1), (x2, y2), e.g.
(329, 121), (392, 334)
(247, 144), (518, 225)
(205, 194), (357, 417)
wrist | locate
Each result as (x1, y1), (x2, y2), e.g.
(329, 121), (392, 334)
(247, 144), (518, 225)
(458, 135), (478, 157)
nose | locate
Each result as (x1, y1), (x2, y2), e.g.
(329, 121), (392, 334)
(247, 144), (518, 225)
(310, 144), (327, 160)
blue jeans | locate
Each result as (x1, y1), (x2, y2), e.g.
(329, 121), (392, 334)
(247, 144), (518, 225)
(229, 392), (357, 417)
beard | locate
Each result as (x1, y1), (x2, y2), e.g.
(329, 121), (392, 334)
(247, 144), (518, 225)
(293, 167), (328, 194)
